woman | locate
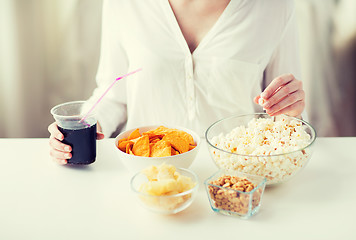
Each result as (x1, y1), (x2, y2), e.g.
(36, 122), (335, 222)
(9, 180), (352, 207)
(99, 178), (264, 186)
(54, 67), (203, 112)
(48, 0), (305, 164)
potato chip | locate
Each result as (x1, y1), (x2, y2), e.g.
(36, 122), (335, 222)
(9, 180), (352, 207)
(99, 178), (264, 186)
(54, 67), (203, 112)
(132, 136), (150, 157)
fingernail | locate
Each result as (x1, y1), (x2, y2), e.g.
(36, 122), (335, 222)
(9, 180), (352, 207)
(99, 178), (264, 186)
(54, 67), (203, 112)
(62, 160), (67, 165)
(64, 146), (71, 152)
(65, 153), (71, 159)
(57, 134), (63, 140)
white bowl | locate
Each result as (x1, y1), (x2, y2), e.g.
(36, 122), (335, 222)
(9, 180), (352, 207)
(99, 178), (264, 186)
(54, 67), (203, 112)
(114, 125), (201, 173)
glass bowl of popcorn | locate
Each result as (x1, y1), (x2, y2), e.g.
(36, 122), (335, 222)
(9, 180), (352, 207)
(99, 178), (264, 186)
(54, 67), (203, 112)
(130, 163), (199, 214)
(205, 113), (316, 185)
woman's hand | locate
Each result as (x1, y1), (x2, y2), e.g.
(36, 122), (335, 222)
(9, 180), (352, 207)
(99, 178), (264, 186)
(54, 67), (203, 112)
(254, 73), (305, 118)
(48, 122), (105, 165)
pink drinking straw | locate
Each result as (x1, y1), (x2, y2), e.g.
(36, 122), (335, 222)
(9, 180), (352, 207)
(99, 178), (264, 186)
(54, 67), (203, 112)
(79, 68), (142, 126)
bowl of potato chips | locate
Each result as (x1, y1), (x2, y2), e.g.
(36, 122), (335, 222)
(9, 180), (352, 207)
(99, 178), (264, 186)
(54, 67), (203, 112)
(130, 163), (199, 214)
(114, 125), (201, 172)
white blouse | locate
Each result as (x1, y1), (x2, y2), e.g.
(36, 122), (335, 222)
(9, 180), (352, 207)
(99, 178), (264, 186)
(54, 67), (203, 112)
(87, 0), (301, 137)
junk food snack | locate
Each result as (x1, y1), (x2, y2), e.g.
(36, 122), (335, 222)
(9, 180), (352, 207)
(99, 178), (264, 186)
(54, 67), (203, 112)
(138, 163), (196, 211)
(117, 126), (196, 157)
(140, 163), (196, 196)
(210, 117), (311, 184)
(208, 175), (263, 215)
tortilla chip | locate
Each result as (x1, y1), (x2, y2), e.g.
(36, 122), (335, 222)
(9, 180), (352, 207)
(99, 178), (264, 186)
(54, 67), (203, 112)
(173, 129), (195, 146)
(162, 132), (189, 154)
(128, 128), (141, 140)
(126, 142), (134, 154)
(150, 140), (172, 157)
(171, 147), (176, 156)
(189, 144), (196, 151)
(117, 126), (196, 156)
(147, 126), (195, 146)
(118, 140), (131, 152)
(118, 137), (128, 147)
(132, 136), (150, 157)
(150, 137), (161, 144)
(129, 148), (134, 155)
(145, 126), (170, 136)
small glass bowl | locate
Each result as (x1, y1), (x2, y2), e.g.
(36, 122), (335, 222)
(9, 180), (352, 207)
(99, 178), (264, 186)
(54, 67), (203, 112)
(130, 167), (199, 214)
(205, 169), (267, 219)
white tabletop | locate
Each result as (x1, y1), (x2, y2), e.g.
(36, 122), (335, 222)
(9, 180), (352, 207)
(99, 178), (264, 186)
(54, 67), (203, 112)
(0, 137), (355, 240)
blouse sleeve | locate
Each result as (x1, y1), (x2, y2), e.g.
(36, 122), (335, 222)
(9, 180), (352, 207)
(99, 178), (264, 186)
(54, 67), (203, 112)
(263, 1), (308, 120)
(86, 0), (129, 137)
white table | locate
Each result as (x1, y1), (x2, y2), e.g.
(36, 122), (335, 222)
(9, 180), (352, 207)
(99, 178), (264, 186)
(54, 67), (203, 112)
(0, 138), (355, 240)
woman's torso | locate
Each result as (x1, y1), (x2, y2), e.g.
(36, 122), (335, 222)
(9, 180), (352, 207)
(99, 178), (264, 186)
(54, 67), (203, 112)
(108, 0), (295, 136)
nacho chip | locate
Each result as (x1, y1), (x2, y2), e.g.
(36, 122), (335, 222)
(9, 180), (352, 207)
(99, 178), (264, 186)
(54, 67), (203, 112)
(150, 140), (172, 157)
(146, 126), (195, 146)
(173, 129), (195, 146)
(125, 141), (134, 154)
(150, 137), (161, 144)
(118, 140), (131, 152)
(162, 131), (189, 154)
(129, 148), (134, 155)
(128, 128), (141, 140)
(189, 144), (196, 151)
(117, 126), (196, 156)
(132, 135), (150, 157)
(171, 147), (177, 156)
(143, 132), (164, 140)
(118, 137), (128, 147)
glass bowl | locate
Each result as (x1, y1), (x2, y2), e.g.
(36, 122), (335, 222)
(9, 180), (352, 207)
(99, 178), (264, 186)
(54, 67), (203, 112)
(205, 113), (316, 185)
(205, 170), (266, 219)
(130, 167), (199, 214)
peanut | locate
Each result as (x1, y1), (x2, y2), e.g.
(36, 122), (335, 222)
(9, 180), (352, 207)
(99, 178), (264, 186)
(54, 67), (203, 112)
(208, 175), (262, 215)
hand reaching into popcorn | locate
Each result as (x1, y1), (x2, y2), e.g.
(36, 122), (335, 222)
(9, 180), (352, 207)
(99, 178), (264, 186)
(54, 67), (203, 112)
(254, 74), (305, 118)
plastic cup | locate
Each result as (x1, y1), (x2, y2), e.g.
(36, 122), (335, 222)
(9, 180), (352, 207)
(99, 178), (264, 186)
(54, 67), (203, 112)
(50, 101), (97, 165)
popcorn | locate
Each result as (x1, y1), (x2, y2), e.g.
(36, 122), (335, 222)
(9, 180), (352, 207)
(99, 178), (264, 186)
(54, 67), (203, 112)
(258, 97), (266, 106)
(210, 117), (312, 184)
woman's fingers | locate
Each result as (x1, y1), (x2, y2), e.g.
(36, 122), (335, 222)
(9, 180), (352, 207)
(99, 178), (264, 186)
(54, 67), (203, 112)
(49, 141), (71, 165)
(254, 95), (260, 105)
(266, 90), (305, 116)
(49, 136), (71, 152)
(48, 122), (64, 141)
(48, 121), (104, 165)
(267, 100), (305, 117)
(262, 79), (302, 109)
(48, 122), (71, 164)
(97, 131), (105, 140)
(256, 73), (305, 118)
(261, 74), (295, 99)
